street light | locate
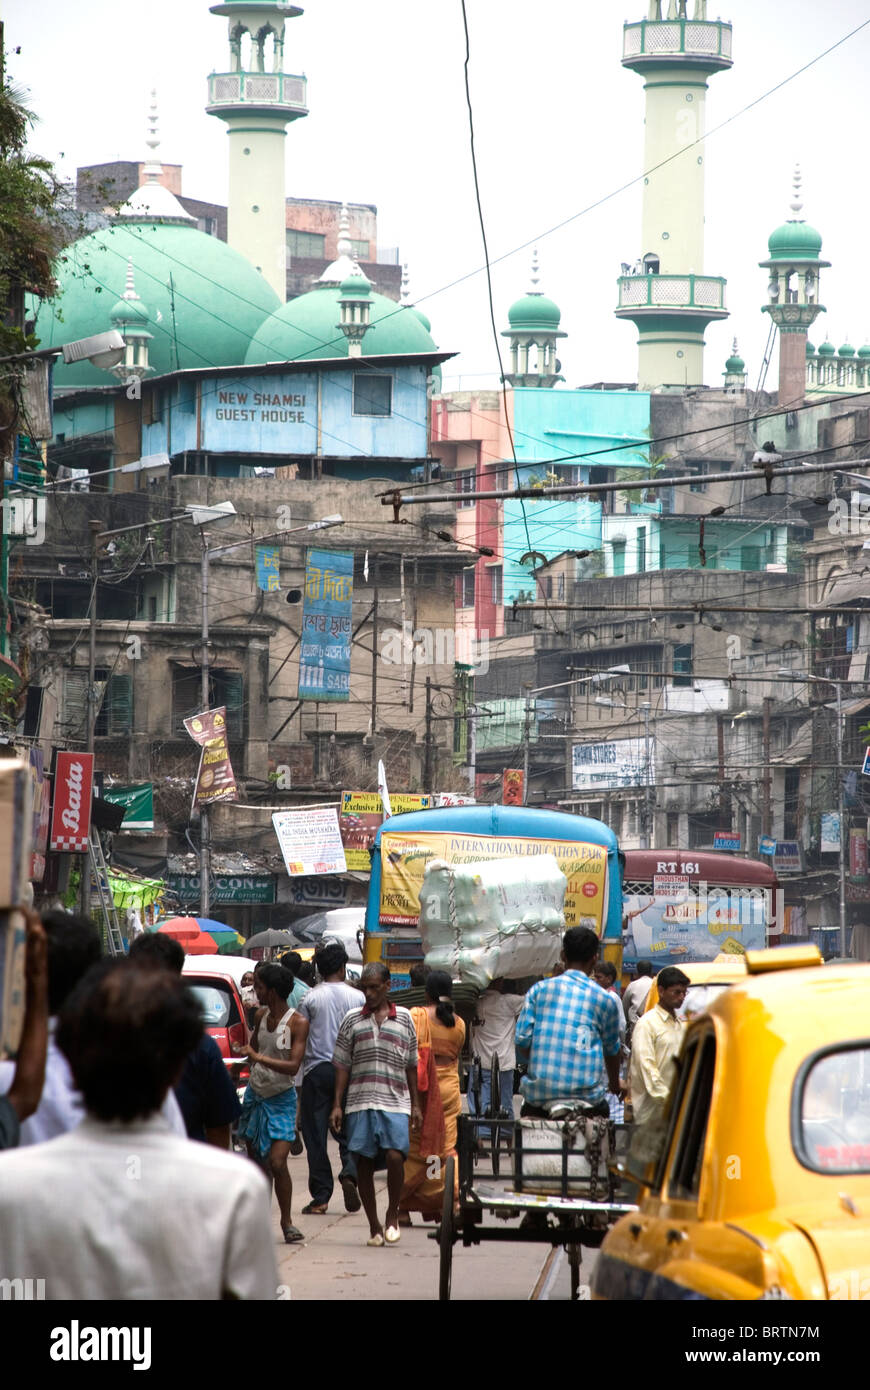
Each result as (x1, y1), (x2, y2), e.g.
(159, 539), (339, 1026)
(0, 329), (126, 370)
(778, 667), (849, 956)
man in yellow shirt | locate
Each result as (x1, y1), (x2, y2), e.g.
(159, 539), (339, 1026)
(629, 967), (689, 1127)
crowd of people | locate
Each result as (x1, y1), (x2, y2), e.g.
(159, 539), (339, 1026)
(0, 908), (689, 1298)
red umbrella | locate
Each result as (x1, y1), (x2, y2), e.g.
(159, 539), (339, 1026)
(156, 918), (218, 955)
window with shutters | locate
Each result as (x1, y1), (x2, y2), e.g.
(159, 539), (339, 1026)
(94, 669), (133, 737)
(286, 229), (326, 259)
(57, 670), (89, 743)
(172, 666), (244, 740)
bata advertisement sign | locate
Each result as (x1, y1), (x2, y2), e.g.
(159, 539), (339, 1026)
(378, 830), (607, 933)
(339, 791), (432, 871)
(623, 885), (768, 971)
(183, 707), (238, 807)
(49, 752), (94, 852)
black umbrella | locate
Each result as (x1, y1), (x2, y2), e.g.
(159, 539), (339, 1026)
(244, 928), (300, 951)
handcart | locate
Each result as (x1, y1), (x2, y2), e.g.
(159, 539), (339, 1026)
(433, 1109), (637, 1301)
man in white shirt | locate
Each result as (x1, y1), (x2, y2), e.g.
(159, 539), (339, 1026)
(622, 960), (655, 1037)
(469, 980), (524, 1140)
(629, 966), (689, 1128)
(0, 911), (186, 1143)
(0, 960), (278, 1300)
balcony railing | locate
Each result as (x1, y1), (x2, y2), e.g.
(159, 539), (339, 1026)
(616, 273), (727, 312)
(623, 19), (732, 65)
(207, 71), (308, 114)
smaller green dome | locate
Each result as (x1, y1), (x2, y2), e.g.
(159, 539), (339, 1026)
(858, 344), (870, 359)
(838, 340), (855, 358)
(110, 294), (149, 325)
(806, 340), (816, 357)
(818, 340), (835, 357)
(725, 351), (744, 372)
(339, 270), (371, 298)
(767, 219), (823, 262)
(508, 293), (561, 330)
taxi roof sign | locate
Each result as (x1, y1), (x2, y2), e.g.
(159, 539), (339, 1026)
(744, 944), (823, 975)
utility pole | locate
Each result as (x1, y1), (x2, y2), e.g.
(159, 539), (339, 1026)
(199, 535), (211, 919)
(717, 714), (731, 829)
(424, 676), (433, 791)
(83, 518), (102, 921)
(370, 558), (379, 766)
(641, 702), (652, 849)
(836, 681), (847, 958)
(762, 696), (772, 838)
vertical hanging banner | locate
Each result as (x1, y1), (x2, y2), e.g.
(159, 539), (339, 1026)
(255, 546), (281, 592)
(502, 768), (524, 806)
(49, 752), (94, 852)
(183, 707), (238, 806)
(298, 548), (354, 701)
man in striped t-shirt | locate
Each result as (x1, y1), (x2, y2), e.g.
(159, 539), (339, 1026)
(330, 963), (421, 1246)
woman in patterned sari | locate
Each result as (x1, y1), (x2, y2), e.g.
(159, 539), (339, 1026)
(398, 971), (465, 1223)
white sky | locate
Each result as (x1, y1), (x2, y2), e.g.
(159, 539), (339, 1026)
(5, 0), (870, 393)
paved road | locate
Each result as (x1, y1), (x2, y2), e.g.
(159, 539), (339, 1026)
(271, 1153), (601, 1301)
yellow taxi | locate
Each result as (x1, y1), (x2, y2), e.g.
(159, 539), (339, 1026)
(594, 948), (870, 1300)
(643, 953), (747, 1021)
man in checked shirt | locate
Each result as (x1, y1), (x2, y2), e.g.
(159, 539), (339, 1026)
(515, 927), (625, 1118)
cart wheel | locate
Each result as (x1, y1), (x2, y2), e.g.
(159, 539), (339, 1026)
(439, 1155), (456, 1302)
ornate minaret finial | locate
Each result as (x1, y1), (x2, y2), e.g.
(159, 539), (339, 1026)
(401, 262), (411, 304)
(110, 259), (152, 382)
(143, 90), (162, 185)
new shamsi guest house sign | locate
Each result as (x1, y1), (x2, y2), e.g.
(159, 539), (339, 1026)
(50, 752), (94, 852)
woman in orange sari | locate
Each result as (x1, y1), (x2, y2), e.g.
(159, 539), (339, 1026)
(398, 971), (465, 1224)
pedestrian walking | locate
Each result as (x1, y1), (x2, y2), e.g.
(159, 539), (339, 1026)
(397, 970), (465, 1225)
(330, 962), (421, 1247)
(0, 961), (278, 1299)
(622, 960), (655, 1038)
(294, 941), (362, 1215)
(629, 966), (689, 1131)
(234, 962), (306, 1244)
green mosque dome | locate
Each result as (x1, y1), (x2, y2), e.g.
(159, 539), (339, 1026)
(817, 340), (835, 357)
(858, 344), (870, 359)
(725, 349), (744, 373)
(245, 283), (437, 365)
(838, 340), (855, 358)
(806, 340), (816, 357)
(32, 219), (281, 388)
(110, 292), (149, 326)
(339, 270), (372, 298)
(507, 293), (562, 332)
(767, 220), (823, 263)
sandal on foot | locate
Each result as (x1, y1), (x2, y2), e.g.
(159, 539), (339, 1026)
(384, 1225), (401, 1245)
(301, 1201), (328, 1215)
(282, 1224), (305, 1244)
(340, 1174), (361, 1213)
(366, 1233), (385, 1247)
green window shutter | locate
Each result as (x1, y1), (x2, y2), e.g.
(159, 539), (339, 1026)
(221, 673), (244, 740)
(62, 671), (89, 742)
(106, 674), (133, 735)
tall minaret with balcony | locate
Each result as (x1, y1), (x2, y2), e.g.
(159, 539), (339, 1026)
(616, 2), (732, 389)
(206, 1), (308, 299)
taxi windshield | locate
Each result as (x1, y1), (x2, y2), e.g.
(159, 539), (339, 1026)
(677, 982), (731, 1022)
(798, 1045), (870, 1174)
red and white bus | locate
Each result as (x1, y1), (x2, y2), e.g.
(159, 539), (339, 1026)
(621, 849), (779, 972)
